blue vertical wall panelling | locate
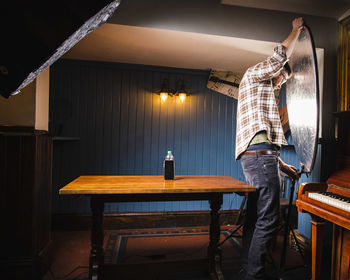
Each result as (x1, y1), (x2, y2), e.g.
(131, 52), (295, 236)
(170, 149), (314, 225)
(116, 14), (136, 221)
(50, 60), (239, 213)
(50, 59), (320, 238)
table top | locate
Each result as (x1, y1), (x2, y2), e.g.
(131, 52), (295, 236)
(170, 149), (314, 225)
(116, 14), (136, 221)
(59, 175), (255, 195)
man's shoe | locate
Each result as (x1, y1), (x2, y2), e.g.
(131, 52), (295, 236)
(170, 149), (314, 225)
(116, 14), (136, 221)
(238, 268), (246, 280)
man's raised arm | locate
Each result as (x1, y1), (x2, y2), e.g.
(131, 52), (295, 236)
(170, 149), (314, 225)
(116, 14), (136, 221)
(282, 17), (304, 58)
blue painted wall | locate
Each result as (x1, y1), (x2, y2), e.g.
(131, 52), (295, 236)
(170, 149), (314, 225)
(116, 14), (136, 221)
(51, 59), (243, 213)
(50, 59), (320, 238)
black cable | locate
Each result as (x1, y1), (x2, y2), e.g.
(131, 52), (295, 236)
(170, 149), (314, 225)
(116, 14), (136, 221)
(39, 256), (89, 280)
(49, 265), (88, 280)
(58, 265), (89, 280)
(218, 224), (244, 246)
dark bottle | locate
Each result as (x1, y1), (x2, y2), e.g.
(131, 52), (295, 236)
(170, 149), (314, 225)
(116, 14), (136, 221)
(164, 150), (175, 180)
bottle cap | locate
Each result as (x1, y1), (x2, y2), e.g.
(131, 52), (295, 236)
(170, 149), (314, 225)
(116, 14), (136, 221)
(168, 150), (172, 154)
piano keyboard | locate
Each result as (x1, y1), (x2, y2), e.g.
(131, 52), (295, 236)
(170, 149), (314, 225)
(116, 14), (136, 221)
(308, 192), (350, 212)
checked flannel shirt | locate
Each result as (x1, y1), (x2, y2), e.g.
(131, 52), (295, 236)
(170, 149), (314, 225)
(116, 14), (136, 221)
(235, 45), (288, 160)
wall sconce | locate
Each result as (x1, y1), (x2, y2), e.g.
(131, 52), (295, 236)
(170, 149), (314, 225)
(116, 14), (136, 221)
(175, 79), (187, 103)
(158, 78), (188, 103)
(160, 79), (170, 102)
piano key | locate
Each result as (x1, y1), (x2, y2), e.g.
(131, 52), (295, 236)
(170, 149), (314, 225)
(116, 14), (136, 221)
(308, 192), (350, 212)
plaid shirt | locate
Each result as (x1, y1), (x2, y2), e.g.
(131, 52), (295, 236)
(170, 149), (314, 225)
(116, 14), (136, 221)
(235, 45), (288, 160)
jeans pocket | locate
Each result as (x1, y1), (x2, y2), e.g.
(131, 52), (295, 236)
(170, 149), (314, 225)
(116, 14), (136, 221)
(241, 156), (259, 186)
(241, 156), (258, 171)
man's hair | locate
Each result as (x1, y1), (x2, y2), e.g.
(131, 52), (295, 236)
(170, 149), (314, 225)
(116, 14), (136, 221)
(283, 62), (292, 79)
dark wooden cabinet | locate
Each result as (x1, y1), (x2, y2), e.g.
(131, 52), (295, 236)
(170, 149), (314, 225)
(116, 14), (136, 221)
(331, 225), (350, 280)
(0, 128), (53, 279)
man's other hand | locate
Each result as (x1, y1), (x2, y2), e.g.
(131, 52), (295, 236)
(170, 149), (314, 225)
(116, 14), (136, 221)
(279, 158), (299, 179)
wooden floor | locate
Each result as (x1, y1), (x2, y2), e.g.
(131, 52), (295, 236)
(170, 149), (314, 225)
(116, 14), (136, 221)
(43, 225), (314, 280)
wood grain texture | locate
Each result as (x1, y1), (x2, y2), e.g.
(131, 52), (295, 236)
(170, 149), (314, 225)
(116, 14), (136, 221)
(331, 225), (350, 280)
(59, 175), (255, 195)
(310, 217), (326, 280)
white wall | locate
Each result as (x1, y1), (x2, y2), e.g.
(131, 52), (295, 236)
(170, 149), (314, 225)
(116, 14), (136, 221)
(35, 68), (50, 131)
(0, 78), (36, 127)
(0, 67), (50, 130)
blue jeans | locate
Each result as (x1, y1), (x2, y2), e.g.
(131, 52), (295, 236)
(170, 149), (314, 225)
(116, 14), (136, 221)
(240, 149), (281, 279)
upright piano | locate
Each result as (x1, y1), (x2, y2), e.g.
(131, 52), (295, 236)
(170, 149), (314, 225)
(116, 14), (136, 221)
(296, 111), (350, 280)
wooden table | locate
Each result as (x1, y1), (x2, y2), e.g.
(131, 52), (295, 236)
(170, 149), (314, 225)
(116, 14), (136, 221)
(59, 175), (255, 280)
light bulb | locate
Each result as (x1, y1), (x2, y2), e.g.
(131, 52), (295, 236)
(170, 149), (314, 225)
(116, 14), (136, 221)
(160, 92), (168, 102)
(179, 93), (186, 102)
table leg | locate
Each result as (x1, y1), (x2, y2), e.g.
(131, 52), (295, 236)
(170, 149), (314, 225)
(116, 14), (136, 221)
(89, 197), (104, 280)
(208, 193), (224, 280)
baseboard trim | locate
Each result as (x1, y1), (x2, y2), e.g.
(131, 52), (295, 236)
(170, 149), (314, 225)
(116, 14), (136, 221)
(52, 210), (242, 230)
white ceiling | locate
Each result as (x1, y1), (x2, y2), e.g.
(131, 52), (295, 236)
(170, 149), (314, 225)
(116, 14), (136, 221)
(62, 1), (342, 73)
(221, 0), (350, 20)
(63, 23), (277, 73)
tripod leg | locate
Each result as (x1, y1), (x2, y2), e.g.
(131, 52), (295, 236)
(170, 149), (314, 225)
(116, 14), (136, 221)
(280, 215), (289, 270)
(234, 194), (247, 225)
(217, 194), (247, 247)
(290, 227), (304, 259)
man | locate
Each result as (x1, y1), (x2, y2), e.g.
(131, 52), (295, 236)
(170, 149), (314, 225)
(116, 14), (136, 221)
(235, 17), (304, 280)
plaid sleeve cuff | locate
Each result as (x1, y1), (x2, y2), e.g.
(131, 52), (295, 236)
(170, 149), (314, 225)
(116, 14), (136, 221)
(273, 45), (287, 65)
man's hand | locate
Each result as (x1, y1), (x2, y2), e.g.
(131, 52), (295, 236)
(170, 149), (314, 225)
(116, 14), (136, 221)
(282, 17), (305, 58)
(292, 17), (304, 32)
(279, 157), (299, 179)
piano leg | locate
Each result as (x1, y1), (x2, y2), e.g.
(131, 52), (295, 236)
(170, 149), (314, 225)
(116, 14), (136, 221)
(310, 216), (326, 280)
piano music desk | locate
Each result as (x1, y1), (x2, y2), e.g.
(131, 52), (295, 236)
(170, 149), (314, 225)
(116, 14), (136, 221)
(59, 175), (255, 280)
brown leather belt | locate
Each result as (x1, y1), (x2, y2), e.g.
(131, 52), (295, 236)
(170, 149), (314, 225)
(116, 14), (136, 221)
(242, 150), (280, 157)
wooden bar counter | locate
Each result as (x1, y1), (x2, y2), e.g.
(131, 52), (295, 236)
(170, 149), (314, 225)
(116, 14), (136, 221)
(59, 175), (255, 280)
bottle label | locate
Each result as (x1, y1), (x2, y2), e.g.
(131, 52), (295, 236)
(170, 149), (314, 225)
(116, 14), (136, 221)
(164, 160), (174, 180)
